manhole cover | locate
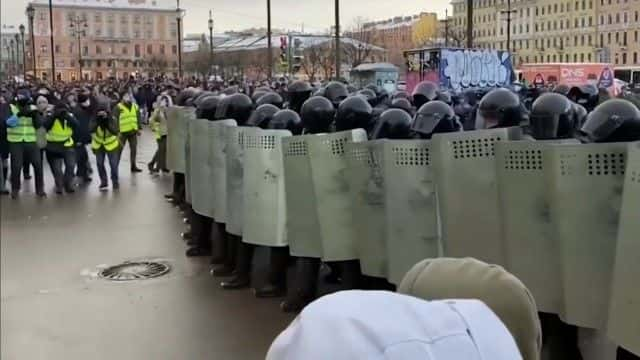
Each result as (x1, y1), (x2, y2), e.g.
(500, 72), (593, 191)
(98, 261), (170, 281)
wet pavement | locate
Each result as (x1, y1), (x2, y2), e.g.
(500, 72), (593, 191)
(1, 132), (293, 360)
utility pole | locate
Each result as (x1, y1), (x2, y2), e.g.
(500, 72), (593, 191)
(27, 4), (37, 79)
(267, 0), (272, 80)
(334, 0), (340, 79)
(9, 42), (16, 79)
(14, 35), (22, 79)
(176, 0), (183, 78)
(500, 0), (516, 54)
(466, 0), (473, 48)
(69, 16), (87, 81)
(445, 9), (449, 47)
(208, 10), (214, 78)
(19, 24), (26, 80)
(49, 0), (56, 82)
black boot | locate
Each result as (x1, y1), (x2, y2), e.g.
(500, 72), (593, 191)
(212, 233), (238, 277)
(540, 313), (583, 360)
(185, 211), (212, 257)
(221, 242), (254, 290)
(255, 246), (289, 298)
(210, 222), (228, 265)
(280, 257), (320, 313)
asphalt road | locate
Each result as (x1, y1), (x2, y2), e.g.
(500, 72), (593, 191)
(1, 131), (293, 360)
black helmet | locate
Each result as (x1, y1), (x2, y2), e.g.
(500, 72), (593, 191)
(176, 87), (199, 106)
(476, 88), (528, 129)
(325, 81), (349, 108)
(247, 104), (279, 129)
(287, 80), (313, 113)
(553, 84), (571, 96)
(412, 81), (439, 108)
(371, 109), (413, 139)
(196, 95), (221, 120)
(256, 92), (284, 108)
(358, 89), (378, 107)
(269, 109), (303, 135)
(365, 84), (380, 94)
(193, 91), (215, 107)
(392, 91), (411, 101)
(251, 88), (269, 103)
(412, 100), (459, 139)
(580, 99), (640, 143)
(346, 84), (358, 94)
(529, 93), (578, 139)
(390, 98), (413, 115)
(335, 95), (373, 132)
(300, 96), (336, 134)
(215, 93), (253, 125)
(568, 84), (599, 111)
(222, 86), (238, 95)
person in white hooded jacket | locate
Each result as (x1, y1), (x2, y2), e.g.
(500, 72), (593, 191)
(267, 290), (522, 360)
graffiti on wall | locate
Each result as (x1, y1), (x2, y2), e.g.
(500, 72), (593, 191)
(440, 49), (513, 91)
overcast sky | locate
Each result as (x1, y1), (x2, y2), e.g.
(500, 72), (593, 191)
(2, 0), (450, 35)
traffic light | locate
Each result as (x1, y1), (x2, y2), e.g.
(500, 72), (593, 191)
(280, 36), (288, 65)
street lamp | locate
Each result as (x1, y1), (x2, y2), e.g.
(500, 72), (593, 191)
(14, 34), (21, 79)
(208, 10), (214, 78)
(176, 0), (183, 79)
(334, 0), (340, 80)
(9, 40), (16, 79)
(267, 0), (272, 80)
(48, 0), (56, 82)
(69, 16), (87, 80)
(19, 24), (26, 80)
(26, 4), (36, 79)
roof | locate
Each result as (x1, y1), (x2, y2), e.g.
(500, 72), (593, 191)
(352, 62), (398, 72)
(214, 35), (385, 52)
(30, 0), (176, 11)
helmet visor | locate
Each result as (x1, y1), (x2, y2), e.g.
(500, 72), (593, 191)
(581, 113), (625, 142)
(412, 113), (443, 135)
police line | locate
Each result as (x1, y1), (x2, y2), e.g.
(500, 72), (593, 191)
(166, 105), (639, 355)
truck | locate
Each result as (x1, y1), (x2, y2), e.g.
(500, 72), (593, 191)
(403, 47), (514, 94)
(519, 63), (616, 93)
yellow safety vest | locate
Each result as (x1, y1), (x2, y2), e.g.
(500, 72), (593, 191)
(7, 104), (37, 143)
(46, 118), (74, 147)
(118, 103), (139, 133)
(91, 126), (119, 152)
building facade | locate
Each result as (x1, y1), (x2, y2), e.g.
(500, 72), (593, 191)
(29, 0), (181, 81)
(1, 25), (26, 80)
(450, 0), (639, 66)
(359, 13), (439, 71)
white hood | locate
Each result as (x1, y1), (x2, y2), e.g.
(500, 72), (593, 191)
(267, 290), (522, 360)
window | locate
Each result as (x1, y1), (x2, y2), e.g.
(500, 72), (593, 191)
(83, 46), (88, 56)
(108, 46), (113, 55)
(616, 32), (619, 43)
(134, 29), (140, 39)
(582, 0), (586, 9)
(95, 27), (102, 37)
(635, 31), (638, 42)
(553, 54), (557, 62)
(527, 8), (530, 16)
(589, 17), (592, 26)
(616, 14), (620, 23)
(134, 44), (140, 57)
(55, 44), (60, 53)
(581, 35), (585, 46)
(622, 53), (627, 64)
(608, 32), (612, 44)
(623, 12), (627, 23)
(96, 45), (102, 54)
(536, 7), (539, 16)
(554, 4), (558, 12)
(107, 14), (114, 23)
(574, 54), (578, 62)
(107, 27), (114, 38)
(122, 46), (128, 55)
(580, 53), (584, 62)
(97, 60), (102, 67)
(634, 52), (638, 64)
(120, 15), (128, 24)
(172, 45), (177, 54)
(160, 45), (165, 55)
(609, 15), (612, 24)
(95, 12), (102, 22)
(600, 15), (604, 25)
(581, 18), (585, 27)
(575, 19), (578, 28)
(526, 24), (529, 32)
(588, 53), (592, 61)
(623, 32), (627, 46)
(588, 35), (592, 45)
(147, 44), (153, 54)
(542, 7), (545, 15)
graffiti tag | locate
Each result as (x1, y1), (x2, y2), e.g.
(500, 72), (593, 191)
(441, 49), (513, 91)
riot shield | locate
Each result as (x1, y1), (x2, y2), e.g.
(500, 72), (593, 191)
(545, 142), (628, 329)
(184, 118), (192, 204)
(384, 140), (442, 285)
(242, 128), (292, 247)
(190, 119), (215, 217)
(431, 127), (522, 266)
(308, 129), (368, 261)
(225, 126), (246, 236)
(345, 140), (387, 278)
(282, 135), (323, 258)
(166, 106), (193, 174)
(210, 120), (237, 223)
(496, 139), (578, 315)
(607, 141), (640, 354)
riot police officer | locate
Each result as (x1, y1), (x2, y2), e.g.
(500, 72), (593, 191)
(527, 93), (581, 140)
(389, 98), (413, 116)
(286, 81), (313, 114)
(324, 81), (349, 109)
(567, 84), (599, 112)
(476, 88), (528, 129)
(411, 81), (439, 109)
(256, 92), (284, 109)
(411, 100), (460, 139)
(371, 108), (413, 140)
(247, 104), (280, 129)
(334, 95), (374, 134)
(281, 96), (336, 313)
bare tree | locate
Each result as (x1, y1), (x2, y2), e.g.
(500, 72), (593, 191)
(300, 44), (323, 82)
(447, 28), (467, 47)
(343, 17), (374, 68)
(145, 55), (169, 76)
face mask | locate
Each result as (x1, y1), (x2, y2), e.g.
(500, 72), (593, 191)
(122, 95), (131, 103)
(81, 99), (90, 107)
(17, 98), (29, 106)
